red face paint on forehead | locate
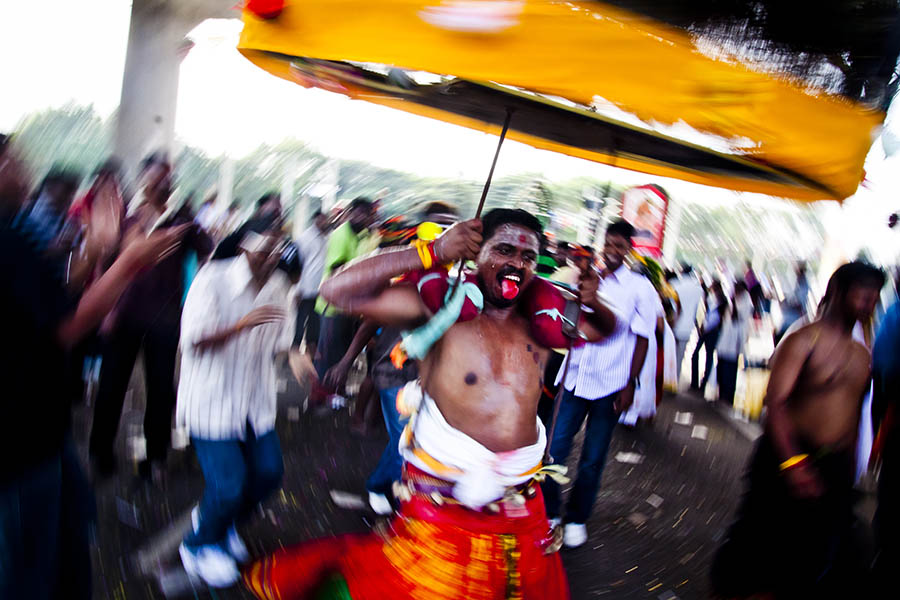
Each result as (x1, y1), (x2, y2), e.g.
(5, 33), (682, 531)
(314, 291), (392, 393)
(480, 223), (539, 255)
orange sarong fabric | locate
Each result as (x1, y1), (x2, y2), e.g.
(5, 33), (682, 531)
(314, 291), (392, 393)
(244, 466), (569, 600)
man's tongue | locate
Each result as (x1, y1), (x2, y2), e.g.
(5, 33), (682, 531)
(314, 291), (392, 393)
(500, 278), (519, 299)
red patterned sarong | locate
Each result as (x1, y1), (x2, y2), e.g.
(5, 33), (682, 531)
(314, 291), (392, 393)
(244, 465), (569, 600)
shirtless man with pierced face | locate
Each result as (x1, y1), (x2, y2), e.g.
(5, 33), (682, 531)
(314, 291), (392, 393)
(244, 209), (617, 600)
(322, 212), (615, 453)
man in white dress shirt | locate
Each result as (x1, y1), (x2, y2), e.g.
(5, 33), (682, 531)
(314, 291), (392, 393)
(671, 264), (704, 387)
(542, 219), (655, 548)
(176, 228), (294, 587)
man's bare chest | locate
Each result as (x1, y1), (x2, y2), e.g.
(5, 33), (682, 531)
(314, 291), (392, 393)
(433, 317), (550, 383)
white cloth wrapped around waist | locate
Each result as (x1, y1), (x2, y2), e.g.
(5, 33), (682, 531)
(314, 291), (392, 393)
(398, 382), (545, 509)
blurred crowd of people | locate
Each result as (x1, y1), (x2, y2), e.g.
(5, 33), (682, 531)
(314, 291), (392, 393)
(2, 133), (900, 600)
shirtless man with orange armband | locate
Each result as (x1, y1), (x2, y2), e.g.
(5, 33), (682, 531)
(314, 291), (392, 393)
(244, 208), (617, 600)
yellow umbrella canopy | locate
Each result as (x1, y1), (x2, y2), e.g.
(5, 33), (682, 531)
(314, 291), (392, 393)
(238, 0), (886, 201)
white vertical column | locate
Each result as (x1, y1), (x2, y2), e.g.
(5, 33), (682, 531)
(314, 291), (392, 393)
(114, 0), (197, 180)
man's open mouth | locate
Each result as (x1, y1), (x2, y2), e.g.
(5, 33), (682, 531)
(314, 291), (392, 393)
(498, 271), (523, 299)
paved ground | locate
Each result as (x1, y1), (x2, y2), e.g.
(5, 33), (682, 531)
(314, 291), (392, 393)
(72, 357), (765, 600)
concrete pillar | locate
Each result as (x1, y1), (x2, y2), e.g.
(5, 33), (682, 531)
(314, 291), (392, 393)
(114, 0), (198, 179)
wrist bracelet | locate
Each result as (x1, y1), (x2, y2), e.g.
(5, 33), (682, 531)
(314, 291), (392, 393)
(413, 239), (433, 269)
(779, 453), (809, 472)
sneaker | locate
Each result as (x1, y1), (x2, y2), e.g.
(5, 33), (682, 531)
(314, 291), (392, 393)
(191, 506), (250, 564)
(368, 492), (393, 515)
(225, 526), (251, 564)
(563, 523), (588, 548)
(179, 542), (239, 588)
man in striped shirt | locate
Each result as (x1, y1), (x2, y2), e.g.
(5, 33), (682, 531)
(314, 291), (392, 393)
(542, 219), (656, 548)
(176, 228), (294, 587)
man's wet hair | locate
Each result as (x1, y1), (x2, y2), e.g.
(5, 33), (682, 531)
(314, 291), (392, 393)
(481, 208), (544, 248)
(605, 219), (635, 243)
(818, 261), (885, 316)
(827, 261), (885, 300)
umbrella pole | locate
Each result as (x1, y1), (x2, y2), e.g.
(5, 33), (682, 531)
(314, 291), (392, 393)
(474, 108), (514, 219)
(447, 108), (514, 293)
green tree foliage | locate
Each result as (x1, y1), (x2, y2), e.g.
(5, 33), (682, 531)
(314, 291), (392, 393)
(10, 104), (827, 277)
(14, 104), (113, 182)
(173, 144), (221, 203)
(675, 200), (825, 284)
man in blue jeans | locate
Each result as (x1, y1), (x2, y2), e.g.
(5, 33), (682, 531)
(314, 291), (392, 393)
(176, 228), (293, 587)
(542, 220), (654, 548)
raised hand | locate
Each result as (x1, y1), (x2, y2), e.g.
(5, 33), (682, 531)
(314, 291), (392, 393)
(614, 382), (635, 413)
(433, 219), (483, 263)
(120, 224), (189, 270)
(578, 264), (600, 305)
(323, 359), (352, 392)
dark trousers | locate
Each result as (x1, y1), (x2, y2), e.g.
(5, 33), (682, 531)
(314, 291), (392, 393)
(0, 440), (94, 600)
(89, 319), (179, 464)
(65, 334), (97, 407)
(749, 284), (765, 317)
(874, 432), (900, 589)
(711, 434), (860, 598)
(716, 358), (739, 405)
(691, 328), (719, 391)
(314, 314), (358, 384)
(293, 296), (321, 350)
(366, 386), (408, 495)
(185, 428), (284, 549)
(542, 388), (619, 524)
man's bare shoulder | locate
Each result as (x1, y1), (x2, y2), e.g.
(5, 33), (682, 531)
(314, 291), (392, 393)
(848, 337), (872, 361)
(776, 321), (819, 354)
